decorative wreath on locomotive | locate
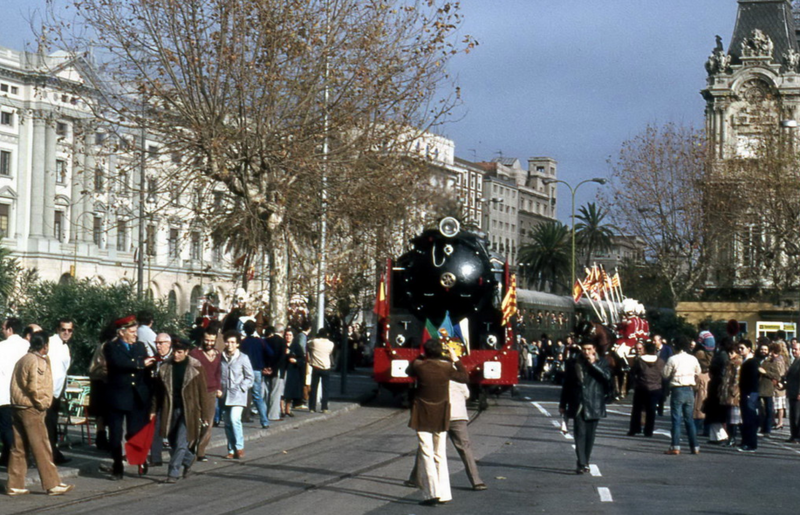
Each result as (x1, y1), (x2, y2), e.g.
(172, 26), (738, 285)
(373, 217), (519, 388)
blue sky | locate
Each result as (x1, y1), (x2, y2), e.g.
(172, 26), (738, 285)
(0, 0), (738, 219)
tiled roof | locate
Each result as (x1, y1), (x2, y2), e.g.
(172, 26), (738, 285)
(729, 0), (799, 64)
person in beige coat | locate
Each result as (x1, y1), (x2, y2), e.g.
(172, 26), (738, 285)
(6, 332), (73, 496)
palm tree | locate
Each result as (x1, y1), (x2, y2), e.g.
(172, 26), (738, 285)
(518, 221), (571, 293)
(574, 202), (617, 268)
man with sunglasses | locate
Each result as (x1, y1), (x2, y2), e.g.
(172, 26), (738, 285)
(47, 318), (75, 465)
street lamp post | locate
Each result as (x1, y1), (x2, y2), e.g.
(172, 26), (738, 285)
(780, 119), (799, 338)
(541, 177), (607, 291)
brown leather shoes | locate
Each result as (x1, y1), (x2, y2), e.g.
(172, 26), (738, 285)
(664, 449), (680, 455)
(234, 449), (245, 459)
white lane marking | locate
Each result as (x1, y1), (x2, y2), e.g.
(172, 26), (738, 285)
(653, 429), (671, 437)
(765, 440), (800, 456)
(531, 402), (551, 417)
(524, 396), (531, 400)
(551, 420), (561, 428)
(606, 409), (630, 417)
(571, 444), (576, 449)
(589, 464), (601, 477)
(564, 433), (574, 440)
(598, 487), (613, 502)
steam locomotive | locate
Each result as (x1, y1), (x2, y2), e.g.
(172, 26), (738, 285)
(373, 217), (519, 395)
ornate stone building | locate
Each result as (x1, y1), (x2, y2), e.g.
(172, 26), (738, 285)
(702, 0), (800, 161)
(0, 45), (236, 316)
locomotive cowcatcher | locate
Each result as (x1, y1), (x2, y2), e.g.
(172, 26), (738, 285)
(373, 217), (519, 396)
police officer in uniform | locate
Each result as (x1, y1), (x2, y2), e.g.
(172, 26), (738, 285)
(104, 316), (155, 480)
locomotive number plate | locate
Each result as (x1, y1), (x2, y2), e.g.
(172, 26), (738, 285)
(391, 360), (410, 378)
(483, 361), (502, 379)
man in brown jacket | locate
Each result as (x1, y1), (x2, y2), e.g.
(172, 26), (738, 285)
(152, 338), (208, 483)
(6, 332), (74, 496)
(407, 338), (468, 506)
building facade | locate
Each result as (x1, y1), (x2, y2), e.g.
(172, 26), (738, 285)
(0, 46), (235, 316)
(699, 0), (800, 329)
(477, 157), (558, 266)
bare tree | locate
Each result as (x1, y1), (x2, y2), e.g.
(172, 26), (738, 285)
(43, 0), (474, 324)
(603, 123), (711, 307)
(710, 121), (800, 297)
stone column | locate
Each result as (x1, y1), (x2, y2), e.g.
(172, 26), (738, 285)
(43, 116), (57, 239)
(29, 112), (46, 237)
(70, 123), (86, 243)
(81, 140), (95, 242)
(14, 109), (32, 239)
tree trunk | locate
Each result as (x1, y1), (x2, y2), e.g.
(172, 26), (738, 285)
(269, 229), (289, 327)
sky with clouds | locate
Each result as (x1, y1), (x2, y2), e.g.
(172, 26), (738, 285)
(0, 0), (739, 219)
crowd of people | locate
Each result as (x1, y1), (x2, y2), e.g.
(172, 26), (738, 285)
(618, 329), (800, 454)
(0, 311), (338, 496)
(546, 323), (800, 473)
(518, 334), (577, 384)
(614, 330), (799, 454)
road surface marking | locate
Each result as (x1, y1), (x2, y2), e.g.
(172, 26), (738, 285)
(598, 487), (613, 502)
(767, 440), (800, 456)
(551, 420), (562, 428)
(606, 409), (630, 417)
(654, 429), (671, 437)
(524, 396), (531, 400)
(571, 444), (576, 449)
(531, 402), (551, 417)
(589, 464), (601, 477)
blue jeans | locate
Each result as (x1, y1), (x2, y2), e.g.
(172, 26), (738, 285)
(251, 371), (269, 427)
(167, 408), (195, 479)
(741, 392), (760, 449)
(670, 386), (698, 450)
(223, 406), (244, 452)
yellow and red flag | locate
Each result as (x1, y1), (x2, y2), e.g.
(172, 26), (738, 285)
(572, 280), (583, 302)
(373, 272), (389, 320)
(501, 274), (518, 326)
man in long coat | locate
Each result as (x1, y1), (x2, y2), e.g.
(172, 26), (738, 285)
(152, 338), (208, 482)
(406, 338), (468, 506)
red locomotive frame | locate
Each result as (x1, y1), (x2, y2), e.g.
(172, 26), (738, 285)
(373, 257), (519, 388)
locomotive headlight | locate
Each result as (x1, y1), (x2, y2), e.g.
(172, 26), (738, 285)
(460, 263), (476, 279)
(439, 217), (460, 238)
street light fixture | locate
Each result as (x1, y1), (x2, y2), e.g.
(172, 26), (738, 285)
(541, 177), (607, 292)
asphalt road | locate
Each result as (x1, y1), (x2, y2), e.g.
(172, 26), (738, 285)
(4, 382), (800, 514)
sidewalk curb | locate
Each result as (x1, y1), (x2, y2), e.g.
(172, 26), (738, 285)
(2, 388), (377, 487)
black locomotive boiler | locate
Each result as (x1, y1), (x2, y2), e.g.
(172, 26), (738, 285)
(373, 217), (519, 389)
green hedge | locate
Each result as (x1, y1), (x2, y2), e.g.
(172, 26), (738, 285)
(16, 279), (184, 375)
